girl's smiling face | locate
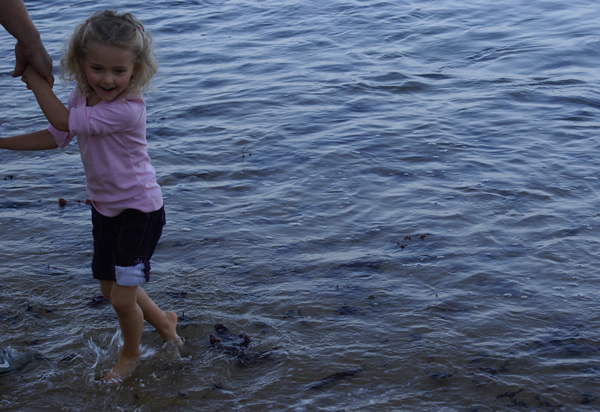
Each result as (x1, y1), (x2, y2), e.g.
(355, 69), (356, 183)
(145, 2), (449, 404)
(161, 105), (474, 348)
(83, 42), (135, 105)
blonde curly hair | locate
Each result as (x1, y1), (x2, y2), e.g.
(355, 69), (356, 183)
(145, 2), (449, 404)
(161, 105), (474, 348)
(61, 10), (157, 98)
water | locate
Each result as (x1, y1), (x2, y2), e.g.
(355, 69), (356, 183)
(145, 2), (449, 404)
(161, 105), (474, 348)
(1, 0), (599, 410)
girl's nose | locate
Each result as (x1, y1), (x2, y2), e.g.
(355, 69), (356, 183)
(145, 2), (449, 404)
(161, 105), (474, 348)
(101, 73), (114, 84)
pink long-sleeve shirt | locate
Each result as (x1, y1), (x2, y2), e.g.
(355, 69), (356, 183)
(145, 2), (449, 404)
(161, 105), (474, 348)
(47, 88), (163, 217)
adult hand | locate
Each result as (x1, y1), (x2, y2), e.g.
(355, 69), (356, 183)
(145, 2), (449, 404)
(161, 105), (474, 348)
(13, 40), (54, 87)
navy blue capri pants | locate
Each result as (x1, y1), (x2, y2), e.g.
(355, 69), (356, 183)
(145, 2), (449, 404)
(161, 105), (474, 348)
(91, 206), (165, 287)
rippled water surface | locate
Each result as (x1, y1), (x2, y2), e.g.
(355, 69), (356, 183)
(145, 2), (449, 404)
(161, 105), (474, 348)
(1, 0), (600, 410)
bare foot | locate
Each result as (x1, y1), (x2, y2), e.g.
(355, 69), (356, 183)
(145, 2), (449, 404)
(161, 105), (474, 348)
(100, 353), (140, 384)
(165, 311), (184, 349)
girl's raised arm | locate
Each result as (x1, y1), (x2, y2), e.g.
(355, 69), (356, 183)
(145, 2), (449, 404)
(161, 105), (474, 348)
(23, 66), (69, 132)
(0, 129), (58, 151)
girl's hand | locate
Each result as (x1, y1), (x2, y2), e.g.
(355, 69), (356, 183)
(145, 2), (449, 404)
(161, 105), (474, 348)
(22, 65), (48, 90)
(21, 73), (31, 89)
(21, 65), (35, 89)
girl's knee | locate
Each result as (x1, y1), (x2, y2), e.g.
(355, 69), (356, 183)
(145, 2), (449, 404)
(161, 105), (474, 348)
(111, 297), (131, 314)
(109, 285), (139, 315)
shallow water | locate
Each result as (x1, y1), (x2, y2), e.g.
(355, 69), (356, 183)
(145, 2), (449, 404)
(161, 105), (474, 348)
(1, 0), (600, 410)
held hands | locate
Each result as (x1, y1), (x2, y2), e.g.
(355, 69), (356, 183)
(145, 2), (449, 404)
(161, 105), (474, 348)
(21, 65), (49, 92)
(13, 40), (54, 87)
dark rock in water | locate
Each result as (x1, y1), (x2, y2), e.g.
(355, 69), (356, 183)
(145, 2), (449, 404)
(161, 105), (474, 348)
(0, 347), (34, 375)
(209, 324), (275, 364)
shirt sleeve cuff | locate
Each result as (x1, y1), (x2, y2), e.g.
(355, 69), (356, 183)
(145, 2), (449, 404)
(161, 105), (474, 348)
(46, 124), (71, 149)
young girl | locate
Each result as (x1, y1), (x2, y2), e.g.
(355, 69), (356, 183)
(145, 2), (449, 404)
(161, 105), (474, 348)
(0, 10), (182, 382)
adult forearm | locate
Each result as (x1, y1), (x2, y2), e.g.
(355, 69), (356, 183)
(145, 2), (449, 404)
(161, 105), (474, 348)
(0, 130), (58, 151)
(3, 0), (54, 85)
(0, 0), (40, 44)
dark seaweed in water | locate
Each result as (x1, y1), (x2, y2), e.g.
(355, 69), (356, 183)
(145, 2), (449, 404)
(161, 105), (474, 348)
(86, 295), (109, 307)
(209, 324), (275, 364)
(306, 368), (364, 390)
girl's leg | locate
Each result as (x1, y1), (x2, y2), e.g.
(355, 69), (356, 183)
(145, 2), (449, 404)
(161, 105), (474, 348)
(101, 283), (143, 382)
(99, 280), (182, 382)
(102, 280), (181, 345)
(135, 287), (182, 346)
(100, 280), (114, 299)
